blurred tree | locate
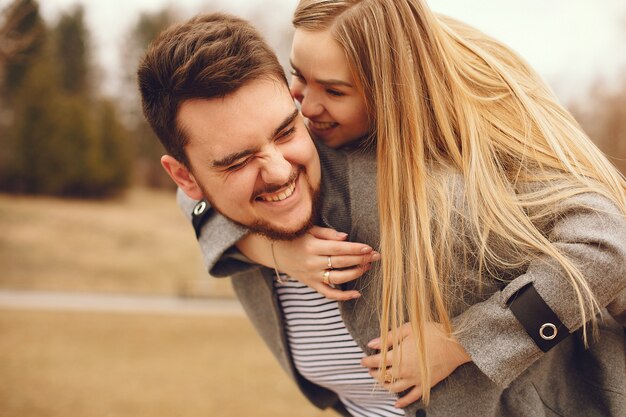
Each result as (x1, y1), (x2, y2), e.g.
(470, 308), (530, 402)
(47, 96), (99, 196)
(2, 50), (62, 193)
(0, 0), (45, 100)
(570, 10), (626, 176)
(53, 4), (90, 96)
(0, 0), (47, 187)
(93, 99), (133, 194)
(0, 1), (132, 198)
(572, 76), (626, 176)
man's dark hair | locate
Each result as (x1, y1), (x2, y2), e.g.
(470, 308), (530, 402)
(137, 13), (287, 167)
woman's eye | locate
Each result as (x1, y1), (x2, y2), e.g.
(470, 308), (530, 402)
(290, 70), (304, 81)
(327, 89), (345, 97)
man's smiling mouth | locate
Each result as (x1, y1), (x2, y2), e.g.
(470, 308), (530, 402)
(256, 175), (298, 202)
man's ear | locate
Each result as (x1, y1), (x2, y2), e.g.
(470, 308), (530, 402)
(161, 155), (204, 201)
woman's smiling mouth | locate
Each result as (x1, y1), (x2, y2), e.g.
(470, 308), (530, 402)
(308, 120), (338, 131)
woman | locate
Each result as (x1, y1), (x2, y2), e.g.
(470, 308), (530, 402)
(185, 0), (626, 415)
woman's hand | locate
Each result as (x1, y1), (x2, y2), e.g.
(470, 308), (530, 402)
(361, 322), (471, 408)
(272, 226), (380, 300)
(236, 226), (380, 300)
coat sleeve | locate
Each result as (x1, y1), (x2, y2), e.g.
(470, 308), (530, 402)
(176, 188), (256, 278)
(607, 287), (626, 327)
(452, 192), (626, 388)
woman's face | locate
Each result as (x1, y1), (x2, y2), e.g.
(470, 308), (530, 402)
(290, 28), (370, 148)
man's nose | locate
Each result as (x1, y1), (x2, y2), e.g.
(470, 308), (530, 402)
(259, 146), (292, 185)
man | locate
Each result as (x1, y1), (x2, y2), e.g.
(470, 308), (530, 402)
(138, 13), (373, 416)
(138, 12), (626, 417)
(138, 13), (320, 242)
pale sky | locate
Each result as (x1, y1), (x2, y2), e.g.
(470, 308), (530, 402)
(27, 0), (626, 103)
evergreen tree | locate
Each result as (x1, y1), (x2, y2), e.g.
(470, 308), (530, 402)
(53, 5), (90, 96)
(0, 0), (45, 101)
(1, 1), (132, 198)
(93, 99), (133, 195)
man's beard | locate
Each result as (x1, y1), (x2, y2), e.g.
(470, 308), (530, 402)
(200, 172), (320, 241)
(246, 182), (319, 241)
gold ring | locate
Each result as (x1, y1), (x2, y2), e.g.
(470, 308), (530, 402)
(384, 370), (393, 384)
(322, 269), (332, 286)
(327, 256), (333, 269)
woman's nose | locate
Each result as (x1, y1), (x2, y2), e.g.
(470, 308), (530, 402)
(299, 91), (323, 118)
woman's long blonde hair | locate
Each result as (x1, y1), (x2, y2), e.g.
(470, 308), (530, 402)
(294, 0), (626, 404)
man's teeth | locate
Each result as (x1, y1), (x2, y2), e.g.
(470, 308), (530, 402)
(260, 181), (296, 202)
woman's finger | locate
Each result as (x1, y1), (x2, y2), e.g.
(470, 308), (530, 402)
(360, 352), (394, 369)
(385, 379), (414, 394)
(367, 367), (391, 384)
(320, 264), (372, 285)
(309, 239), (373, 256)
(314, 284), (361, 301)
(367, 369), (412, 393)
(394, 385), (423, 408)
(308, 226), (349, 241)
(367, 323), (412, 349)
(323, 252), (380, 270)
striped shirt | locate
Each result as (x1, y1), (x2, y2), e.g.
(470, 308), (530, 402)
(275, 277), (405, 417)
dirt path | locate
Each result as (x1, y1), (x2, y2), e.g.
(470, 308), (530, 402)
(0, 289), (244, 316)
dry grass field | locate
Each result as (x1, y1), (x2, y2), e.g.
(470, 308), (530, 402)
(0, 189), (232, 297)
(0, 309), (334, 417)
(0, 190), (336, 417)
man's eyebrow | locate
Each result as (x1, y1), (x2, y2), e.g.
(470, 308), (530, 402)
(210, 108), (299, 169)
(211, 147), (258, 169)
(290, 60), (353, 88)
(271, 108), (299, 140)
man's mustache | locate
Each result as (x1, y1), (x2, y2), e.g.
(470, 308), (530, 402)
(252, 168), (300, 199)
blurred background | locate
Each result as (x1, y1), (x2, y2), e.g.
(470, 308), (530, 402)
(0, 0), (625, 416)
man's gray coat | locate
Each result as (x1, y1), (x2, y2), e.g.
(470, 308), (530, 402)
(178, 143), (626, 417)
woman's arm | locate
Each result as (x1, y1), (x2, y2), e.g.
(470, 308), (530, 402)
(361, 191), (626, 407)
(236, 226), (380, 300)
(452, 192), (626, 388)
